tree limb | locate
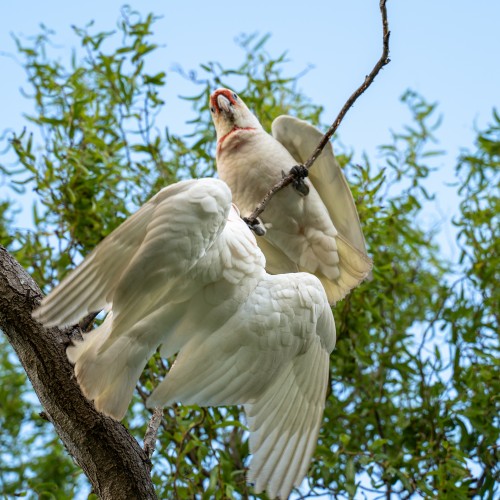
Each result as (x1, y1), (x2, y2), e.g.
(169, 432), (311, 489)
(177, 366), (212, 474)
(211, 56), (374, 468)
(245, 0), (391, 226)
(0, 245), (157, 500)
(144, 407), (164, 459)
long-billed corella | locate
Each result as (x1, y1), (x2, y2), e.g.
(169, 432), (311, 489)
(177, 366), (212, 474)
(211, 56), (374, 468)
(210, 88), (372, 305)
(32, 178), (335, 499)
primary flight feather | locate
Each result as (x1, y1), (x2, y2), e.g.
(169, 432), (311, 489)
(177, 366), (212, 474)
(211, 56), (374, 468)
(32, 178), (335, 499)
(210, 88), (372, 305)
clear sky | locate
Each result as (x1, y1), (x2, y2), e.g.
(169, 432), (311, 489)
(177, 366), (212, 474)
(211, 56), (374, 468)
(1, 0), (499, 257)
(0, 3), (497, 498)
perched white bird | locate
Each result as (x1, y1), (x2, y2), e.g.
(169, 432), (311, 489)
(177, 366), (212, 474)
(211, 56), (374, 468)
(210, 88), (372, 305)
(32, 178), (335, 499)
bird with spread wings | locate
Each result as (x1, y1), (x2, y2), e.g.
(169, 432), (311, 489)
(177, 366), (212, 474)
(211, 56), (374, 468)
(33, 178), (336, 499)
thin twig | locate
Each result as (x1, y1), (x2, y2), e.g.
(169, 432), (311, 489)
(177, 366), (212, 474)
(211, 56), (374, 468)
(143, 406), (164, 459)
(417, 276), (465, 356)
(246, 0), (391, 226)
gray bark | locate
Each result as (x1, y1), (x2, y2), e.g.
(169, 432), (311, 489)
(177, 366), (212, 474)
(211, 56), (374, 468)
(0, 245), (157, 499)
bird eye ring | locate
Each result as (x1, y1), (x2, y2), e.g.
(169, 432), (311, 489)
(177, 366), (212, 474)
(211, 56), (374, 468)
(232, 93), (238, 100)
(210, 106), (215, 113)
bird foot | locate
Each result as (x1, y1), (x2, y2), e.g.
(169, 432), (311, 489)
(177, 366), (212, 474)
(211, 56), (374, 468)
(289, 165), (309, 196)
(243, 217), (266, 236)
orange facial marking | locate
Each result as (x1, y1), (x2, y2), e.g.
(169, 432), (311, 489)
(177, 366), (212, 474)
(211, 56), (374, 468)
(217, 126), (256, 153)
(210, 89), (238, 113)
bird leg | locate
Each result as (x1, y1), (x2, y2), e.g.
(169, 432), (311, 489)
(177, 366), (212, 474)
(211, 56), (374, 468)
(243, 217), (266, 236)
(289, 165), (309, 196)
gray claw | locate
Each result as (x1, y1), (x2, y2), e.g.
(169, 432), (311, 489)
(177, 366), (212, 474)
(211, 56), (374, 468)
(290, 165), (309, 196)
(243, 217), (266, 236)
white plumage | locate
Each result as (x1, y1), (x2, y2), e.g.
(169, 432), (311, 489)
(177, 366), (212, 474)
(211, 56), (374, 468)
(210, 88), (372, 305)
(33, 178), (335, 499)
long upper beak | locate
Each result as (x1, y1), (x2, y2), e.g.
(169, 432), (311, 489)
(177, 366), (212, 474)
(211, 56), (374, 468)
(216, 94), (232, 113)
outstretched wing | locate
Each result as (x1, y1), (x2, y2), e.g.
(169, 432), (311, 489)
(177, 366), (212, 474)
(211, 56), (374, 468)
(33, 178), (232, 327)
(156, 203), (267, 361)
(272, 115), (372, 303)
(245, 336), (330, 499)
(33, 179), (234, 420)
(272, 115), (370, 255)
(147, 273), (335, 500)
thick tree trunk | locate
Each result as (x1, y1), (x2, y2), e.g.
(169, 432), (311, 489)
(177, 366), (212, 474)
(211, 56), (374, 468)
(0, 246), (157, 500)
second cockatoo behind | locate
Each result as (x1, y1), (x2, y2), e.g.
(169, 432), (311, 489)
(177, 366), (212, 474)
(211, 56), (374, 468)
(210, 88), (372, 305)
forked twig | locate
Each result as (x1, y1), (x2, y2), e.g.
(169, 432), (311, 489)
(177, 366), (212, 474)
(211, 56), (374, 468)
(245, 0), (391, 227)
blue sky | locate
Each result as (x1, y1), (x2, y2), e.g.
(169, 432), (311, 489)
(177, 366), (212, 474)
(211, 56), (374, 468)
(0, 3), (497, 497)
(1, 0), (499, 256)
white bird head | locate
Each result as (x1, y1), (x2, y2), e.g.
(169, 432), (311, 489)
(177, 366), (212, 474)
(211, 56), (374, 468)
(209, 88), (262, 141)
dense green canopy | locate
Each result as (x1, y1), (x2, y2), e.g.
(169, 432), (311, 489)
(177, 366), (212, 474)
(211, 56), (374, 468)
(0, 10), (498, 499)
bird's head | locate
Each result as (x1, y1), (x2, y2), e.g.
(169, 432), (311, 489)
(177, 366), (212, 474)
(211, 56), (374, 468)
(209, 88), (262, 140)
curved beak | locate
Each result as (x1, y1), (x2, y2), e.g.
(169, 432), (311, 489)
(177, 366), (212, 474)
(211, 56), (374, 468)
(216, 94), (232, 113)
(210, 89), (237, 118)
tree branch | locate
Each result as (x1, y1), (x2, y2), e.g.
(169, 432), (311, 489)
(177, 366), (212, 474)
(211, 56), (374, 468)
(144, 407), (164, 459)
(0, 245), (157, 500)
(245, 0), (391, 226)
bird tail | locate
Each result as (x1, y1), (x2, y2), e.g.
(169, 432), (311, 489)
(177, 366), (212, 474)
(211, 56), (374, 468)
(67, 312), (154, 420)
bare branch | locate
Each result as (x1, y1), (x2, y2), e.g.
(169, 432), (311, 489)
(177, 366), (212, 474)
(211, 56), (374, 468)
(0, 246), (157, 500)
(246, 0), (391, 226)
(144, 407), (164, 459)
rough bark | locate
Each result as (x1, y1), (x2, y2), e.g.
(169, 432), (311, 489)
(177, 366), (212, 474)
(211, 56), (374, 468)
(0, 245), (157, 500)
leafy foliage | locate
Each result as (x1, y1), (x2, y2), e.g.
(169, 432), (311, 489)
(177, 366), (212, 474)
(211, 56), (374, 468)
(1, 9), (498, 499)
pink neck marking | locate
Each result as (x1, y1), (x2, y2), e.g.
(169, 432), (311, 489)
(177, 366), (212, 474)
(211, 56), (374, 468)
(217, 126), (256, 152)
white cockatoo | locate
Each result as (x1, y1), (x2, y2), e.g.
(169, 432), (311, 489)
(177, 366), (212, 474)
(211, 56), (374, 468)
(210, 88), (372, 305)
(32, 178), (336, 499)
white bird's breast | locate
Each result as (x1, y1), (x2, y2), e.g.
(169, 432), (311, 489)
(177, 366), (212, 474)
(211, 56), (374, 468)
(217, 131), (295, 213)
(216, 125), (343, 286)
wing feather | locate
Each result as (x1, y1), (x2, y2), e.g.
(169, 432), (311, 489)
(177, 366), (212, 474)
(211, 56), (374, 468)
(271, 115), (372, 304)
(246, 339), (330, 499)
(272, 115), (369, 253)
(147, 313), (283, 407)
(255, 236), (299, 275)
(148, 273), (335, 499)
(33, 179), (231, 327)
(32, 179), (234, 420)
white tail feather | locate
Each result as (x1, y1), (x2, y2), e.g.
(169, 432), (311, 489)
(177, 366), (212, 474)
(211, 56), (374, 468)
(67, 312), (156, 420)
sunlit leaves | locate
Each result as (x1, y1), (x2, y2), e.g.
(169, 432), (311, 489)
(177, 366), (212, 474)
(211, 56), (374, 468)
(2, 8), (177, 288)
(0, 9), (498, 500)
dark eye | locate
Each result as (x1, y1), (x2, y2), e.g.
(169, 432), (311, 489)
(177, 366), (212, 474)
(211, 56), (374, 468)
(232, 93), (238, 100)
(210, 106), (215, 113)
